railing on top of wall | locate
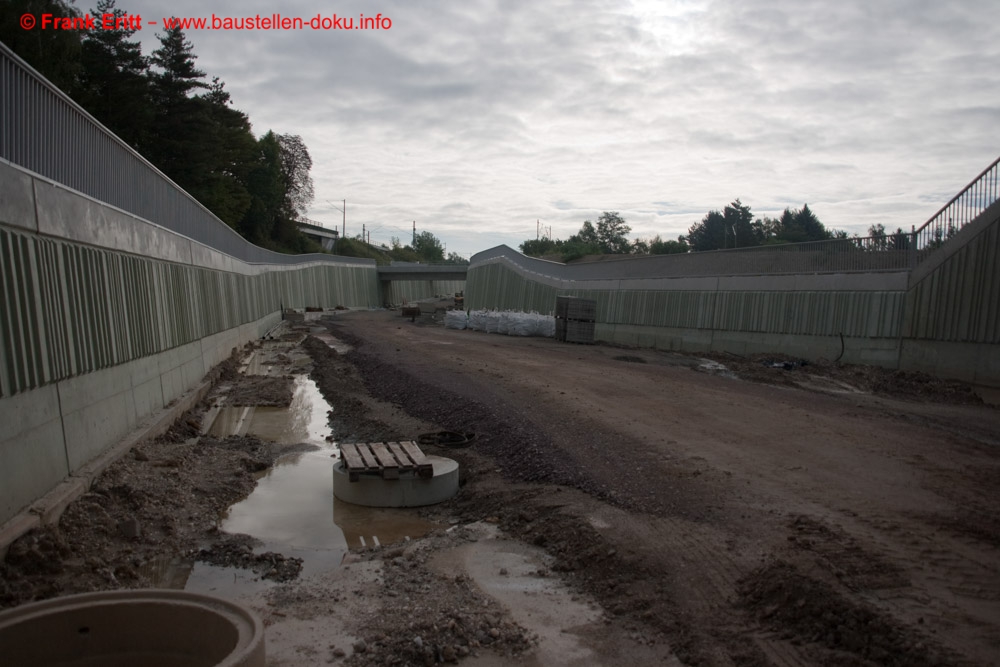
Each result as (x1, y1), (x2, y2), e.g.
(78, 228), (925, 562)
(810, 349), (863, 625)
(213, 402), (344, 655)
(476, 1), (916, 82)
(913, 155), (1000, 254)
(0, 42), (372, 268)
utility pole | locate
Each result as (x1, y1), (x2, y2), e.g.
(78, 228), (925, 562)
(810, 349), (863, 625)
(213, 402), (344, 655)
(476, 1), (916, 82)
(363, 223), (366, 243)
(537, 219), (540, 240)
(412, 221), (416, 245)
(326, 199), (347, 239)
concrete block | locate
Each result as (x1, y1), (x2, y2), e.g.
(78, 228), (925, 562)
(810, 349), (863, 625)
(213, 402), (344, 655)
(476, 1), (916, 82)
(126, 354), (163, 389)
(179, 356), (206, 389)
(190, 241), (235, 272)
(34, 180), (194, 265)
(0, 162), (38, 232)
(200, 328), (241, 368)
(156, 339), (208, 403)
(709, 332), (752, 357)
(159, 366), (186, 405)
(73, 377), (212, 489)
(851, 338), (902, 368)
(95, 206), (196, 265)
(62, 390), (136, 471)
(57, 364), (132, 415)
(132, 375), (164, 419)
(973, 344), (1000, 389)
(29, 477), (87, 524)
(0, 412), (67, 525)
(899, 339), (987, 385)
(707, 331), (861, 363)
(0, 383), (61, 443)
(33, 179), (99, 243)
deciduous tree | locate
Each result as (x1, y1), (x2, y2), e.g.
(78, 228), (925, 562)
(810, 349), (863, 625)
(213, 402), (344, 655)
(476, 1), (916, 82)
(594, 211), (632, 254)
(412, 230), (445, 262)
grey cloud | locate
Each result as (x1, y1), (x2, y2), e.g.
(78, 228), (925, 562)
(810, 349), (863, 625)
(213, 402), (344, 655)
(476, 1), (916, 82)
(107, 0), (1000, 257)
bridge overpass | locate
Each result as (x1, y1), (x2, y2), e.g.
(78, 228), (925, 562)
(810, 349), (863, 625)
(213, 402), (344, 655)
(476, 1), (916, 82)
(377, 263), (467, 281)
(294, 218), (469, 282)
(297, 220), (340, 251)
(0, 40), (997, 546)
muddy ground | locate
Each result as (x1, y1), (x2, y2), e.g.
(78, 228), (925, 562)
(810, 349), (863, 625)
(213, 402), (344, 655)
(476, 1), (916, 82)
(2, 307), (998, 666)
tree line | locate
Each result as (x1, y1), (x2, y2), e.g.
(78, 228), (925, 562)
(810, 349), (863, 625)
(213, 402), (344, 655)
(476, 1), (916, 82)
(335, 231), (469, 265)
(518, 201), (907, 262)
(3, 0), (319, 253)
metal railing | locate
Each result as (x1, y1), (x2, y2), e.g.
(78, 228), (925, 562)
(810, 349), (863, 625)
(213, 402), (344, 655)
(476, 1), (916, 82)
(913, 155), (1000, 252)
(0, 42), (372, 267)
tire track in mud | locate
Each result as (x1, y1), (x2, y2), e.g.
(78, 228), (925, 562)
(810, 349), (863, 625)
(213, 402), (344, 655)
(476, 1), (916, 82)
(321, 314), (998, 666)
(322, 320), (756, 664)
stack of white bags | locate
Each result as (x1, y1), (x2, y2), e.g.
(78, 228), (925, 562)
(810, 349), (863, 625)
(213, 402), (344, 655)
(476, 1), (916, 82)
(445, 309), (555, 338)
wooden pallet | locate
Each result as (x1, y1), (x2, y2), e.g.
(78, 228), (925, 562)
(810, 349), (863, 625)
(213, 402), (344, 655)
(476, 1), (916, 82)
(339, 441), (433, 482)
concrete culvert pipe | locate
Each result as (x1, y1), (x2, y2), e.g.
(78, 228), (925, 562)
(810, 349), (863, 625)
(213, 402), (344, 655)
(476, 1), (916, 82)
(0, 589), (265, 667)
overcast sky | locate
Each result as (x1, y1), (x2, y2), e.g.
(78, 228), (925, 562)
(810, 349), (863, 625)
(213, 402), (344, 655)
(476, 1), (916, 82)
(111, 0), (999, 258)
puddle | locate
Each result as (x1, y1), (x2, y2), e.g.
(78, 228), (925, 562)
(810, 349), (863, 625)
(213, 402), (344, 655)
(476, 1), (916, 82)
(429, 522), (660, 667)
(207, 376), (331, 445)
(794, 374), (866, 395)
(696, 359), (739, 380)
(183, 370), (439, 594)
(311, 331), (353, 354)
(207, 405), (253, 438)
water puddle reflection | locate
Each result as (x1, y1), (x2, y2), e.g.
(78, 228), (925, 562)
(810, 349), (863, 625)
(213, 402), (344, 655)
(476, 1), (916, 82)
(181, 370), (439, 594)
(311, 331), (352, 354)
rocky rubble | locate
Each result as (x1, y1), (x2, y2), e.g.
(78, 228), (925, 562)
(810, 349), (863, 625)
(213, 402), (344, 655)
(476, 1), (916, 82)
(344, 527), (536, 666)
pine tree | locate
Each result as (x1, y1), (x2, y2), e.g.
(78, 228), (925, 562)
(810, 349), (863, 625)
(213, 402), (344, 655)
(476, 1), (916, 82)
(79, 0), (151, 150)
(194, 78), (256, 227)
(0, 0), (83, 94)
(146, 26), (209, 185)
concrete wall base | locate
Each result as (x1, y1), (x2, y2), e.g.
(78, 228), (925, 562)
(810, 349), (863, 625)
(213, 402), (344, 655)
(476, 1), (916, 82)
(0, 310), (281, 544)
(900, 339), (1000, 389)
(596, 323), (902, 368)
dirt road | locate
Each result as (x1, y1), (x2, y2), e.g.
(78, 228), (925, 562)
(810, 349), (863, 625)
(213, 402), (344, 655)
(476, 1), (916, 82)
(329, 308), (1000, 666)
(2, 306), (997, 666)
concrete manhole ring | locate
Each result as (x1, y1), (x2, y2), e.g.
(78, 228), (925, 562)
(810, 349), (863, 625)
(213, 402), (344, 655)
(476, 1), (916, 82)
(0, 589), (265, 667)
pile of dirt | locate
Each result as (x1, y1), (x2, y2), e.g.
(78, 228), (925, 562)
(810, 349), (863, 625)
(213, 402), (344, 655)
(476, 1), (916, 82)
(739, 560), (952, 666)
(0, 423), (278, 608)
(786, 515), (909, 591)
(197, 534), (302, 582)
(301, 335), (409, 442)
(226, 375), (294, 407)
(344, 529), (536, 666)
